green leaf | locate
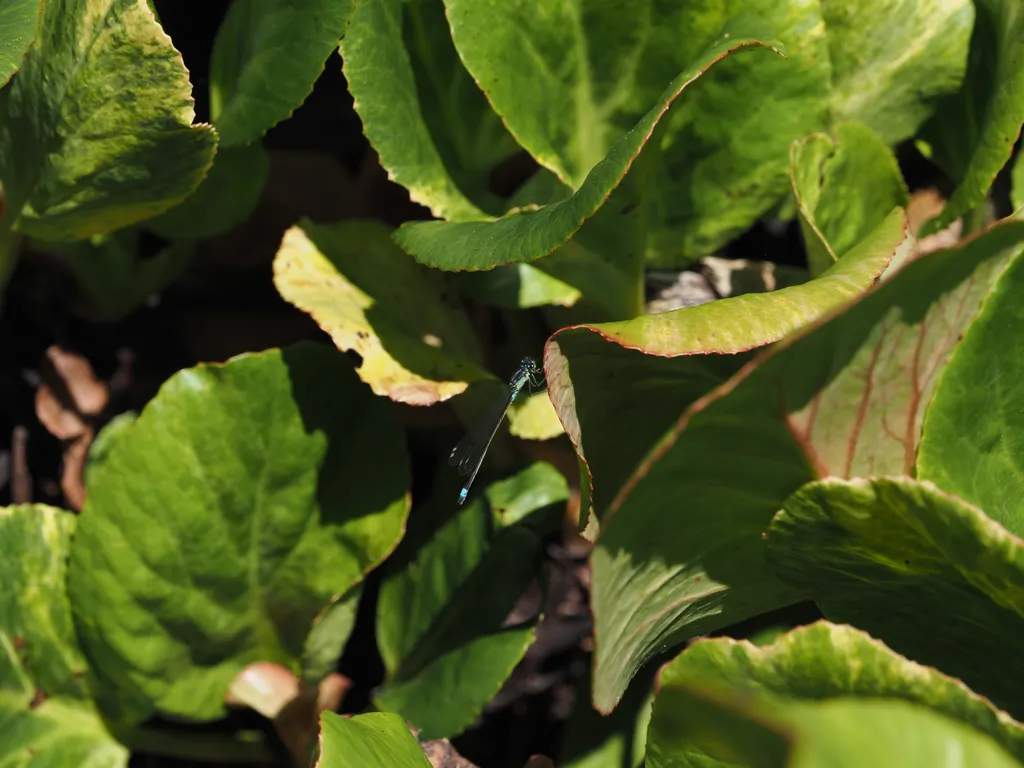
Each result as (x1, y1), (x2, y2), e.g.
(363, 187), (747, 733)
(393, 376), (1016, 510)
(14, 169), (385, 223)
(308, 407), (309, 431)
(449, 0), (968, 187)
(375, 627), (535, 741)
(507, 390), (564, 442)
(374, 468), (552, 738)
(451, 263), (581, 311)
(443, 5), (803, 192)
(648, 684), (1021, 768)
(273, 219), (489, 405)
(0, 0), (40, 87)
(0, 505), (128, 766)
(339, 0), (516, 221)
(318, 711), (431, 768)
(442, 0), (968, 264)
(209, 0), (354, 148)
(558, 208), (904, 359)
(649, 622), (1024, 766)
(56, 230), (197, 322)
(394, 26), (784, 271)
(301, 584), (362, 685)
(0, 0), (217, 240)
(483, 461), (569, 530)
(919, 239), (1024, 536)
(548, 207), (905, 520)
(790, 122), (909, 277)
(648, 684), (791, 768)
(360, 2), (970, 266)
(573, 217), (1024, 713)
(68, 343), (411, 723)
(651, 0), (969, 262)
(530, 239), (644, 319)
(823, 0), (973, 144)
(766, 477), (1024, 721)
(920, 0), (1024, 235)
(145, 142), (269, 240)
(84, 412), (137, 488)
(645, 9), (829, 263)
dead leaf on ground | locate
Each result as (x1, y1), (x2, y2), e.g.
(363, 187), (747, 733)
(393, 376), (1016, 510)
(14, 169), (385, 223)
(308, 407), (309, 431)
(60, 433), (91, 511)
(35, 385), (88, 441)
(34, 384), (93, 511)
(34, 346), (108, 511)
(45, 345), (108, 415)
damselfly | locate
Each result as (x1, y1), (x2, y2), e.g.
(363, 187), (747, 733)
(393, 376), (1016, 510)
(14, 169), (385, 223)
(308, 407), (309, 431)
(448, 357), (544, 505)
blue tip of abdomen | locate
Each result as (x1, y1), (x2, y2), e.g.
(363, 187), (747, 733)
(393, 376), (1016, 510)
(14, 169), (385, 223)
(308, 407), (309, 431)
(458, 487), (468, 505)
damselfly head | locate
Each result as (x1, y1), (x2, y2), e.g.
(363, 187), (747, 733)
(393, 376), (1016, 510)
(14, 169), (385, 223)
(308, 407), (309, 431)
(520, 356), (538, 373)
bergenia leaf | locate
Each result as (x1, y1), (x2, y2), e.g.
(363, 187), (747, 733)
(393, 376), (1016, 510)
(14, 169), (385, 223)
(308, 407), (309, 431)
(145, 142), (269, 240)
(394, 24), (785, 272)
(507, 391), (563, 442)
(209, 0), (355, 148)
(572, 218), (1024, 712)
(0, 505), (128, 767)
(68, 343), (411, 723)
(547, 207), (906, 523)
(0, 0), (40, 87)
(374, 465), (565, 738)
(301, 584), (362, 684)
(919, 0), (1024, 235)
(647, 622), (1024, 767)
(318, 711), (431, 768)
(273, 219), (490, 405)
(339, 0), (515, 221)
(823, 0), (973, 144)
(647, 0), (968, 261)
(790, 122), (909, 277)
(766, 478), (1024, 721)
(651, 690), (1021, 768)
(0, 0), (217, 240)
(1013, 151), (1024, 213)
(919, 227), (1024, 537)
(451, 263), (582, 311)
(443, 0), (969, 263)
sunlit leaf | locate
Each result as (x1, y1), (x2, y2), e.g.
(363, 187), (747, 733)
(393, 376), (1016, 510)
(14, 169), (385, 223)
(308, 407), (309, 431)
(0, 0), (217, 240)
(571, 219), (1024, 712)
(273, 219), (489, 405)
(318, 711), (430, 768)
(0, 505), (128, 766)
(767, 478), (1024, 720)
(69, 344), (410, 722)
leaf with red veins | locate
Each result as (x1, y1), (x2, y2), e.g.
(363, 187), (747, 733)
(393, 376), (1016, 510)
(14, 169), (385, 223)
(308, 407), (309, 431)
(580, 218), (1024, 714)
